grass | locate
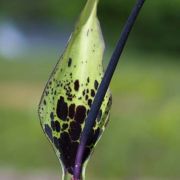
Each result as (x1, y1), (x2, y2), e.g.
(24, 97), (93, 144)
(0, 51), (180, 179)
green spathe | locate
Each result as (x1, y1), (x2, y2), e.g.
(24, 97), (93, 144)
(38, 0), (112, 179)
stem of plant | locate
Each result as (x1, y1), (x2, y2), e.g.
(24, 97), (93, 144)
(73, 0), (146, 179)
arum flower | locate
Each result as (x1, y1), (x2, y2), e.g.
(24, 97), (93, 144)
(38, 0), (145, 179)
(38, 0), (112, 179)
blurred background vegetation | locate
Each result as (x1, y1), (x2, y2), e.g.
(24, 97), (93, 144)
(0, 0), (180, 179)
(0, 0), (180, 53)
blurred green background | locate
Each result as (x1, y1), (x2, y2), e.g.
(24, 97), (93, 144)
(0, 0), (180, 179)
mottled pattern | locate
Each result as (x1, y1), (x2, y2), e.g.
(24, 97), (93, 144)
(38, 0), (112, 175)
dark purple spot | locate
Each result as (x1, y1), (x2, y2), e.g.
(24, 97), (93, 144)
(59, 132), (71, 149)
(56, 96), (68, 120)
(91, 89), (95, 97)
(69, 121), (82, 141)
(50, 112), (54, 120)
(88, 99), (92, 107)
(55, 121), (61, 132)
(43, 100), (46, 105)
(62, 131), (71, 141)
(62, 123), (68, 130)
(44, 124), (53, 142)
(108, 96), (112, 106)
(69, 104), (75, 119)
(68, 58), (72, 67)
(70, 141), (79, 158)
(74, 80), (79, 91)
(83, 90), (86, 96)
(59, 133), (72, 159)
(94, 80), (99, 90)
(85, 95), (89, 100)
(87, 77), (90, 83)
(67, 97), (73, 101)
(74, 105), (86, 124)
(51, 121), (56, 131)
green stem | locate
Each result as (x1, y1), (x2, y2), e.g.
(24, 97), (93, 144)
(61, 168), (73, 180)
(62, 165), (86, 180)
(63, 171), (73, 180)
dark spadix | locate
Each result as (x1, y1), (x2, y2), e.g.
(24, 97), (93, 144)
(74, 0), (146, 179)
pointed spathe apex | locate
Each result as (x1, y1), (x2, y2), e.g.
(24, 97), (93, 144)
(77, 0), (99, 28)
